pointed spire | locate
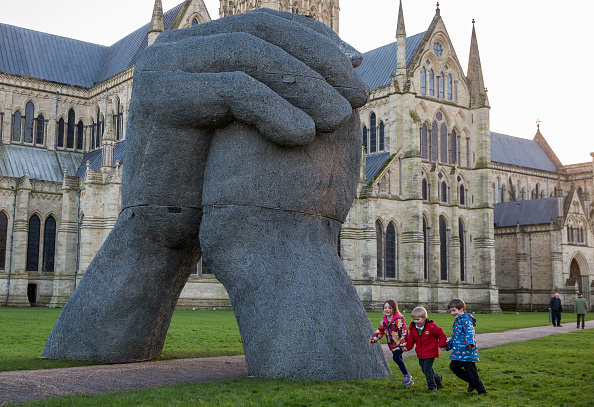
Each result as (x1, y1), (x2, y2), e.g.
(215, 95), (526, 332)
(467, 19), (488, 108)
(436, 2), (440, 16)
(148, 0), (165, 46)
(395, 0), (407, 90)
(396, 0), (406, 37)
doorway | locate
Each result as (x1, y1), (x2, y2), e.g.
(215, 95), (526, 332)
(27, 284), (37, 307)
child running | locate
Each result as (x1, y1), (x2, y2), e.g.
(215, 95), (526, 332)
(369, 299), (413, 385)
(405, 306), (447, 392)
(446, 298), (487, 396)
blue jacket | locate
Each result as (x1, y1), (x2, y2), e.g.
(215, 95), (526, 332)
(446, 313), (479, 362)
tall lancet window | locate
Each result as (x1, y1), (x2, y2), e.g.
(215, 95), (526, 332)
(429, 70), (435, 96)
(379, 121), (385, 151)
(369, 113), (377, 153)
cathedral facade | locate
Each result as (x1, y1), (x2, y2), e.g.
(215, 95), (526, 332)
(0, 0), (592, 312)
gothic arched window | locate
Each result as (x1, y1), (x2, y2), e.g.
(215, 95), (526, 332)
(451, 129), (457, 164)
(440, 122), (447, 162)
(379, 121), (385, 151)
(67, 109), (75, 149)
(459, 184), (465, 206)
(376, 220), (383, 278)
(57, 118), (65, 148)
(421, 67), (426, 94)
(447, 74), (453, 100)
(429, 70), (435, 96)
(77, 121), (84, 150)
(459, 218), (465, 281)
(42, 216), (56, 272)
(26, 215), (41, 271)
(0, 212), (7, 269)
(438, 73), (444, 98)
(385, 222), (396, 279)
(12, 111), (22, 142)
(36, 115), (45, 145)
(24, 102), (35, 143)
(439, 216), (448, 281)
(431, 121), (438, 161)
(362, 125), (368, 154)
(370, 113), (377, 153)
(421, 123), (428, 159)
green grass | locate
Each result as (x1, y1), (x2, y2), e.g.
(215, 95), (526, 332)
(1, 307), (591, 372)
(0, 308), (243, 372)
(10, 329), (594, 406)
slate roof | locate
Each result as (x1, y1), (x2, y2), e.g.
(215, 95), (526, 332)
(365, 152), (392, 184)
(0, 144), (84, 182)
(75, 141), (126, 178)
(0, 3), (184, 87)
(355, 32), (425, 90)
(490, 132), (558, 173)
(493, 197), (561, 227)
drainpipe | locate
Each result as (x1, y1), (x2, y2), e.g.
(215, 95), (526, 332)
(74, 188), (81, 289)
(4, 186), (17, 306)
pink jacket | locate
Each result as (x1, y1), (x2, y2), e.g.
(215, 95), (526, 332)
(371, 314), (409, 351)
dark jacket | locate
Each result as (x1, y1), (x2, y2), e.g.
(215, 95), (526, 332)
(550, 297), (563, 312)
(406, 319), (447, 359)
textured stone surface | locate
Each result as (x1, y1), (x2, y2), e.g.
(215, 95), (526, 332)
(43, 9), (390, 379)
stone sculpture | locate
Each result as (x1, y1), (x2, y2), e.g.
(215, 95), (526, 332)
(42, 9), (391, 380)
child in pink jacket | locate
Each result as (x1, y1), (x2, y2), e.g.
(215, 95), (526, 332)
(369, 299), (413, 385)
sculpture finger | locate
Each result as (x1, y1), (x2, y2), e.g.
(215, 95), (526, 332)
(153, 12), (369, 109)
(250, 8), (364, 68)
(131, 70), (315, 147)
(138, 33), (352, 133)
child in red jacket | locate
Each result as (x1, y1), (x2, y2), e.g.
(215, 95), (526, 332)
(369, 299), (413, 385)
(405, 306), (447, 392)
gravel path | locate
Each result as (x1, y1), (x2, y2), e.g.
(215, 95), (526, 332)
(1, 320), (592, 405)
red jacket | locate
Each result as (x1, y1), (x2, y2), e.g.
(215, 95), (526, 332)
(405, 319), (447, 359)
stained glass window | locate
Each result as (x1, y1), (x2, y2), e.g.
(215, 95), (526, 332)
(77, 121), (84, 150)
(440, 123), (447, 162)
(385, 222), (396, 279)
(26, 215), (40, 271)
(459, 219), (465, 281)
(57, 118), (64, 148)
(370, 113), (377, 153)
(447, 74), (453, 100)
(431, 121), (438, 161)
(421, 123), (428, 159)
(43, 216), (56, 272)
(421, 67), (426, 94)
(362, 126), (368, 154)
(36, 115), (45, 145)
(429, 70), (435, 96)
(451, 129), (457, 164)
(379, 121), (385, 151)
(24, 102), (35, 143)
(67, 109), (75, 149)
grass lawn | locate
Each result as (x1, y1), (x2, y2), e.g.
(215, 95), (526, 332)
(9, 329), (594, 407)
(1, 307), (592, 372)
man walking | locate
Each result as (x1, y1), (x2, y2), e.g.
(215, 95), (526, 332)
(550, 293), (563, 327)
(575, 293), (588, 329)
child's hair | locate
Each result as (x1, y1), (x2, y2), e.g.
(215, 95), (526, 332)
(448, 298), (466, 311)
(384, 299), (401, 315)
(411, 306), (428, 319)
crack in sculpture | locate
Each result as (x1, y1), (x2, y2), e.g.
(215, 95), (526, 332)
(42, 9), (391, 381)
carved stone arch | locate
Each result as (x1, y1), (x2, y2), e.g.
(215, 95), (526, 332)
(375, 216), (386, 231)
(569, 251), (590, 291)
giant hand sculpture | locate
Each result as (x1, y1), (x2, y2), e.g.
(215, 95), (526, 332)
(42, 9), (391, 380)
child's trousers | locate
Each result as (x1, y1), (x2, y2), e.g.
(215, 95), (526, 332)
(418, 358), (441, 390)
(392, 348), (409, 375)
(449, 360), (486, 393)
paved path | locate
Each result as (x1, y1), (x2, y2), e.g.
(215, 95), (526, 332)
(1, 321), (592, 405)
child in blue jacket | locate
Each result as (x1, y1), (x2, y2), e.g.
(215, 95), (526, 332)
(446, 298), (487, 396)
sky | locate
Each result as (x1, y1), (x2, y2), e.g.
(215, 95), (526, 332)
(2, 0), (591, 165)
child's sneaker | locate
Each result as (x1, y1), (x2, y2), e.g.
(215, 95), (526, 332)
(402, 374), (414, 385)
